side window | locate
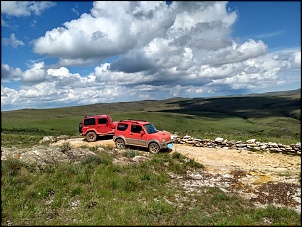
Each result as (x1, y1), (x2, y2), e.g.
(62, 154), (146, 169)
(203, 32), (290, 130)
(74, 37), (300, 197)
(84, 118), (96, 126)
(131, 125), (142, 133)
(117, 123), (128, 131)
(98, 118), (108, 124)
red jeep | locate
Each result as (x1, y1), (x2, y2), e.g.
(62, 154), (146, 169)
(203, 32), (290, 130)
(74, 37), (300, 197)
(79, 115), (117, 142)
(113, 119), (173, 154)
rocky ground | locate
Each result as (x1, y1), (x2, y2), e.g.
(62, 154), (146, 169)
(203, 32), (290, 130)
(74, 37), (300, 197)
(2, 136), (301, 214)
(50, 137), (301, 214)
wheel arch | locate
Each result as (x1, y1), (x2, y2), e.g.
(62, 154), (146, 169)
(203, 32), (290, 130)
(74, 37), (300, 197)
(85, 129), (98, 135)
(147, 139), (160, 147)
(114, 135), (126, 143)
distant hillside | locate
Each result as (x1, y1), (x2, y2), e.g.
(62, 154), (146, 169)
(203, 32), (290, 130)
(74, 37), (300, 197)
(1, 88), (300, 147)
(154, 88), (301, 120)
(2, 89), (300, 121)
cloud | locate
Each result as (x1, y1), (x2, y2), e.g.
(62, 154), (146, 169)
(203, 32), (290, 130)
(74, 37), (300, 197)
(1, 1), (301, 111)
(2, 34), (25, 48)
(1, 63), (23, 81)
(1, 17), (9, 27)
(22, 62), (47, 83)
(1, 1), (56, 17)
(71, 4), (80, 16)
(2, 46), (300, 111)
(255, 31), (284, 39)
(33, 1), (176, 65)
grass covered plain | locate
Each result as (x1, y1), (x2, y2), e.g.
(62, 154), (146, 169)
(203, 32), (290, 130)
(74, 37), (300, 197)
(1, 89), (300, 148)
(1, 89), (301, 225)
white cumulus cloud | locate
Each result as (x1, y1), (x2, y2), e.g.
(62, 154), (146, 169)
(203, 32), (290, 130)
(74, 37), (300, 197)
(1, 1), (56, 17)
(2, 34), (24, 48)
(1, 1), (300, 111)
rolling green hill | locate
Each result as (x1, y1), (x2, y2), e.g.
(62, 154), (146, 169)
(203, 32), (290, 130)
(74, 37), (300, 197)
(1, 89), (300, 147)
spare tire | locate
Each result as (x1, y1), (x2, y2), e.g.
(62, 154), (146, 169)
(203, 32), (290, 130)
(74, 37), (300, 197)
(79, 123), (82, 133)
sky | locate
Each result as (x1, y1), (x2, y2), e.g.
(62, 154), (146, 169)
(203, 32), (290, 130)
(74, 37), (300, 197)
(1, 1), (301, 111)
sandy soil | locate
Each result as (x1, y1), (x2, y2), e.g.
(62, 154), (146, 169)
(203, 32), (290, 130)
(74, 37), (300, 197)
(172, 144), (301, 178)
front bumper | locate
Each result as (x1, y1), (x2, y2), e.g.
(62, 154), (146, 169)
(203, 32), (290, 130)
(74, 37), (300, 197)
(159, 141), (173, 149)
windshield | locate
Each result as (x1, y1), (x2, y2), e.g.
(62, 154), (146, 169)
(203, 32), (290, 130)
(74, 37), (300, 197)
(144, 124), (158, 134)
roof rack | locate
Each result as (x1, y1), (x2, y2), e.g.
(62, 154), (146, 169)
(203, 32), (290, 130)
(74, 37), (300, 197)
(84, 114), (106, 118)
(119, 119), (148, 123)
(127, 119), (147, 122)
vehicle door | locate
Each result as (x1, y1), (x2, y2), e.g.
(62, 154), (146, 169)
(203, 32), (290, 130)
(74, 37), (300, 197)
(128, 124), (147, 147)
(97, 117), (112, 134)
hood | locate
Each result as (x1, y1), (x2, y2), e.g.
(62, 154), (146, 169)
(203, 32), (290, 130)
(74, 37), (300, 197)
(154, 131), (171, 140)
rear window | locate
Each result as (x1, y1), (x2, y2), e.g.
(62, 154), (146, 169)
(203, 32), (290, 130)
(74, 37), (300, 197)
(84, 118), (96, 126)
(117, 123), (128, 131)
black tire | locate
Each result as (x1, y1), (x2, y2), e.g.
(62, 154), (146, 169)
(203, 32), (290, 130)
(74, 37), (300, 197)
(148, 142), (160, 154)
(86, 131), (97, 142)
(115, 138), (125, 149)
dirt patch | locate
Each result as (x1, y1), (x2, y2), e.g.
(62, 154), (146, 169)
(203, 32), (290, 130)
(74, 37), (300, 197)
(51, 137), (116, 149)
(171, 144), (300, 178)
(170, 144), (301, 214)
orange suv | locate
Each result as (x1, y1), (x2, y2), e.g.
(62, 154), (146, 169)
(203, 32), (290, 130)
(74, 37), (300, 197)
(113, 119), (173, 154)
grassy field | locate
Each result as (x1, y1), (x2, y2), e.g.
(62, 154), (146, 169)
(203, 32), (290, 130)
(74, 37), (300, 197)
(1, 89), (300, 148)
(1, 149), (301, 226)
(1, 89), (301, 225)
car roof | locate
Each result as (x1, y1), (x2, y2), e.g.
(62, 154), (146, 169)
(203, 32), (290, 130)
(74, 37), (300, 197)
(84, 115), (108, 118)
(119, 119), (150, 125)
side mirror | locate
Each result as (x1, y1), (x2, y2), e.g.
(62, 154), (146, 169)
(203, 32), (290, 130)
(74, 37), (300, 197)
(140, 130), (145, 135)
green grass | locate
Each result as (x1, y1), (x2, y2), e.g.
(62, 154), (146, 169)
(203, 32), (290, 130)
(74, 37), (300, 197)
(1, 90), (300, 225)
(1, 89), (300, 148)
(1, 112), (299, 148)
(1, 152), (300, 226)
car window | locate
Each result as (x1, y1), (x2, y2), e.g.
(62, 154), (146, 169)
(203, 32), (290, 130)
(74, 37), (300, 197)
(131, 125), (142, 133)
(98, 118), (108, 124)
(117, 123), (128, 131)
(84, 118), (96, 126)
(144, 124), (158, 134)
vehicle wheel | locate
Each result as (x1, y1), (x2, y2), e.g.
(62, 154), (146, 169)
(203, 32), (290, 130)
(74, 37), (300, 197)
(86, 131), (97, 142)
(148, 142), (160, 154)
(115, 138), (125, 149)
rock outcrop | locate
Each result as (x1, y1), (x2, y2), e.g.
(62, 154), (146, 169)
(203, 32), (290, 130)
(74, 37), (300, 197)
(171, 134), (301, 156)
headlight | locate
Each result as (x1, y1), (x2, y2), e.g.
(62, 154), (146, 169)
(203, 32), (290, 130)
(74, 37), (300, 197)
(162, 138), (166, 142)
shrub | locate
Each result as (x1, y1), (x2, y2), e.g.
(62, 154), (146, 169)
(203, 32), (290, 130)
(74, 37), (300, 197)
(60, 142), (72, 152)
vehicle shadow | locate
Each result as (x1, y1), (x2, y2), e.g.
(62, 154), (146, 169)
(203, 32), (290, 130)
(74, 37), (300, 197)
(96, 135), (114, 140)
(82, 135), (114, 142)
(125, 145), (173, 154)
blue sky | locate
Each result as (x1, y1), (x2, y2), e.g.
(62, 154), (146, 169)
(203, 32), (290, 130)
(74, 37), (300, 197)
(1, 1), (301, 111)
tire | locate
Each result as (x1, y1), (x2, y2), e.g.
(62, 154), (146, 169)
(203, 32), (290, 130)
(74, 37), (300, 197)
(148, 142), (160, 154)
(86, 131), (97, 142)
(115, 138), (125, 149)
